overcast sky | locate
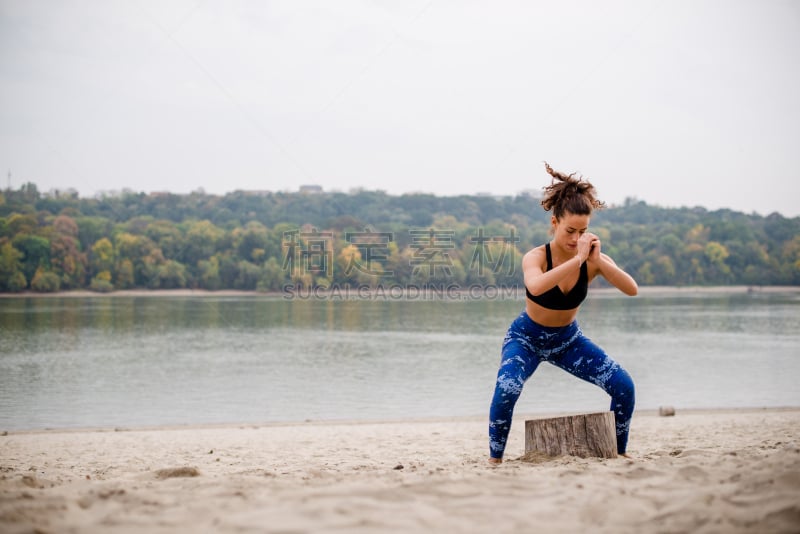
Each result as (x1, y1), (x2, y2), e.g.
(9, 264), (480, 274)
(1, 1), (799, 216)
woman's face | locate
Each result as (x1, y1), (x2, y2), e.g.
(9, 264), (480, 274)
(551, 212), (591, 254)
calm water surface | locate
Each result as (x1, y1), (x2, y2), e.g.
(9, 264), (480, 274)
(1, 289), (799, 430)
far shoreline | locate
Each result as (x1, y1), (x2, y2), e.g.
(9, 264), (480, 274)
(5, 406), (799, 436)
(1, 285), (799, 299)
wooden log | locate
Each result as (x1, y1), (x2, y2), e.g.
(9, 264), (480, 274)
(525, 411), (617, 459)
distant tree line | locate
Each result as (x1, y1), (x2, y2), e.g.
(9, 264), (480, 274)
(0, 182), (798, 293)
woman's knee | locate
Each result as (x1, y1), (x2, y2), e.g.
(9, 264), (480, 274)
(610, 367), (635, 402)
(493, 369), (526, 401)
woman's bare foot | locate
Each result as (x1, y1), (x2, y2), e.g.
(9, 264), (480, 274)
(620, 453), (633, 459)
(488, 457), (502, 466)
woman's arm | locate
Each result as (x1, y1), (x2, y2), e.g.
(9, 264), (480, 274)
(585, 234), (638, 296)
(523, 235), (593, 296)
(593, 253), (638, 296)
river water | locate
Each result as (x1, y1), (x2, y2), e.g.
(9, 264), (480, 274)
(1, 289), (798, 430)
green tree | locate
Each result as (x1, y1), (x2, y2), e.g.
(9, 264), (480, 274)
(704, 241), (732, 282)
(5, 213), (38, 236)
(217, 254), (241, 288)
(1, 182), (799, 291)
(334, 243), (368, 286)
(654, 255), (676, 284)
(146, 220), (184, 260)
(142, 248), (167, 288)
(116, 259), (135, 289)
(233, 221), (270, 263)
(197, 256), (222, 290)
(155, 260), (188, 289)
(89, 270), (115, 292)
(76, 216), (113, 251)
(0, 241), (27, 291)
(636, 262), (655, 285)
(49, 215), (87, 289)
(235, 260), (261, 290)
(30, 266), (61, 292)
(257, 257), (286, 292)
(12, 234), (50, 284)
(90, 238), (115, 276)
(181, 220), (225, 265)
(115, 232), (162, 287)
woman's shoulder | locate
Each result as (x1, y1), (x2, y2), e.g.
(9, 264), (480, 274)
(523, 243), (546, 256)
(522, 244), (547, 265)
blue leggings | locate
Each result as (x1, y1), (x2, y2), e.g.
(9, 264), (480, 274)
(489, 311), (635, 459)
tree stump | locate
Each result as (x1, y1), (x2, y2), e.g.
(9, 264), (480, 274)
(525, 411), (617, 459)
(659, 405), (676, 416)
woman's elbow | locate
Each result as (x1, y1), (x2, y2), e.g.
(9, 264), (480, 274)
(613, 272), (638, 296)
(625, 279), (638, 296)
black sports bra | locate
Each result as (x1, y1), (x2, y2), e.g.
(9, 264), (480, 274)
(525, 243), (588, 310)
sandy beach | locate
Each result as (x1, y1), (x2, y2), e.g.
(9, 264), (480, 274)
(1, 408), (799, 533)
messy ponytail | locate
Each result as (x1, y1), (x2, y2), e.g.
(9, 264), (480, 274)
(540, 162), (605, 219)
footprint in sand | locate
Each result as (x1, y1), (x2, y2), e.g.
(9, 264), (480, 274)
(675, 449), (715, 458)
(676, 465), (709, 482)
(154, 467), (200, 479)
(623, 466), (666, 480)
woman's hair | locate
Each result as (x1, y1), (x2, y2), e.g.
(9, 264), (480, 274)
(540, 162), (605, 219)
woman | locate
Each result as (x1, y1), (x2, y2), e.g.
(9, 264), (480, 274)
(488, 163), (638, 464)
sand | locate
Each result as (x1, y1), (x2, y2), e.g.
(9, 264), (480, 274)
(2, 408), (799, 533)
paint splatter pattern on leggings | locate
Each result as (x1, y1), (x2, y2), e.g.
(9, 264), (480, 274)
(489, 311), (635, 459)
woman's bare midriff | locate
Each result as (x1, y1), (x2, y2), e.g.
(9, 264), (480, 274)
(525, 300), (579, 328)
